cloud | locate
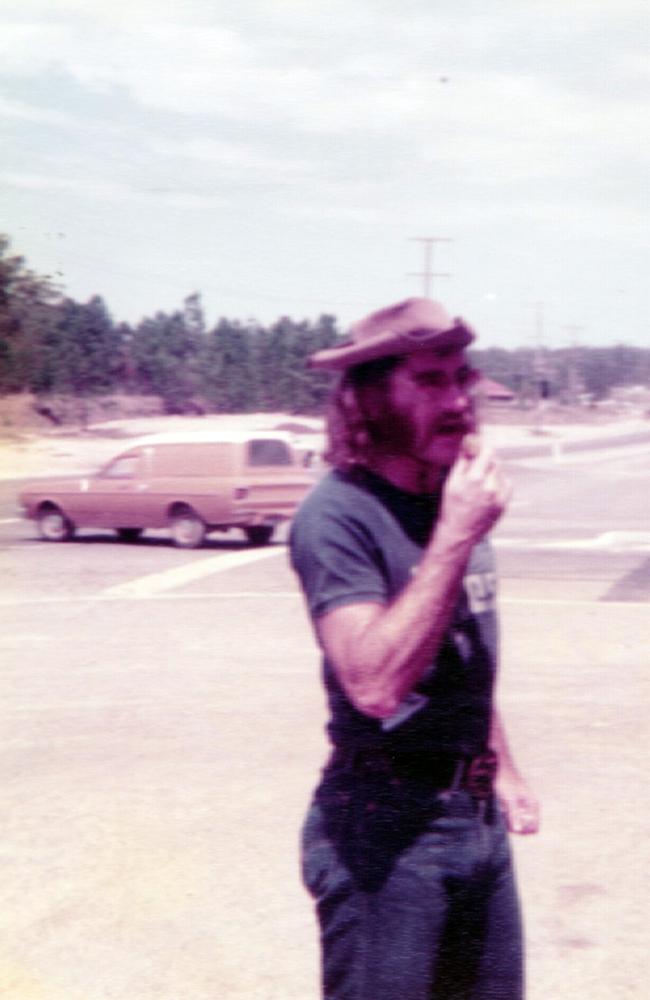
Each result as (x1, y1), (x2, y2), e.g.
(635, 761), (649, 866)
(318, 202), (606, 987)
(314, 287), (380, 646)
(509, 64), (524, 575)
(140, 190), (229, 210)
(0, 95), (77, 127)
(0, 169), (227, 210)
(278, 201), (389, 225)
(1, 1), (647, 146)
(1, 1), (647, 343)
(0, 22), (71, 76)
(147, 137), (312, 177)
(1, 171), (81, 192)
(0, 171), (148, 216)
(417, 71), (649, 182)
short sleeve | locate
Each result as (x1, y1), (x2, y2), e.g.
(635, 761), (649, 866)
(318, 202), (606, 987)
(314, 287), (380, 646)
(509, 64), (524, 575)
(290, 494), (388, 620)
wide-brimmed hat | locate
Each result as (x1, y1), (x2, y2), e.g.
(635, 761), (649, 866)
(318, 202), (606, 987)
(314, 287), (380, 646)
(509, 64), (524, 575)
(308, 297), (475, 371)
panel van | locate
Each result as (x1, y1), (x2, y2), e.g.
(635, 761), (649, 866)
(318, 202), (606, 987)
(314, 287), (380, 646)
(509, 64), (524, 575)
(19, 430), (315, 548)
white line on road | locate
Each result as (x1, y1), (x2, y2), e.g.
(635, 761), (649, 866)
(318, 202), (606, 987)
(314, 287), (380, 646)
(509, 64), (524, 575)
(0, 591), (302, 606)
(495, 531), (650, 552)
(501, 596), (648, 607)
(0, 592), (647, 609)
(101, 546), (284, 598)
(0, 517), (19, 524)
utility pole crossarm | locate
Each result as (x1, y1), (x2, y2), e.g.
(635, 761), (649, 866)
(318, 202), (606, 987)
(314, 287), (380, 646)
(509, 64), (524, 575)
(408, 237), (453, 297)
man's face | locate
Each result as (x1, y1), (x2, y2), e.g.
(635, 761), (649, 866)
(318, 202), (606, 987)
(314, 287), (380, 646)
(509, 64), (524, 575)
(378, 348), (479, 468)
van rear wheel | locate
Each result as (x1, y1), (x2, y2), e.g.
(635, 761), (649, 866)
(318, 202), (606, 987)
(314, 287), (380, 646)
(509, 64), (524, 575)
(169, 507), (206, 549)
(244, 525), (274, 547)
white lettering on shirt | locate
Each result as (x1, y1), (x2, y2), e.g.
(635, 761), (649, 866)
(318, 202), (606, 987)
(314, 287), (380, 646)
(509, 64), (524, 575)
(464, 571), (497, 614)
(382, 564), (494, 731)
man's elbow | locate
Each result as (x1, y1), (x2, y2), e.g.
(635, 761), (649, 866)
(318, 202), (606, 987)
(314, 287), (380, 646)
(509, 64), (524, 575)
(346, 678), (399, 720)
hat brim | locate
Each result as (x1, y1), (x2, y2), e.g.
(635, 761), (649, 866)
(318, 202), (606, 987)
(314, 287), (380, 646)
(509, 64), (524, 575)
(308, 320), (475, 371)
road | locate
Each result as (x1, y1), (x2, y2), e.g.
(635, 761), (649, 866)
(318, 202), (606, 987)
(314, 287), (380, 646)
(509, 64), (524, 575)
(1, 442), (649, 999)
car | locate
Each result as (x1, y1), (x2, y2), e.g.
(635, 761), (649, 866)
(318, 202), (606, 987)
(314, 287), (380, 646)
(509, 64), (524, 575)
(18, 430), (315, 548)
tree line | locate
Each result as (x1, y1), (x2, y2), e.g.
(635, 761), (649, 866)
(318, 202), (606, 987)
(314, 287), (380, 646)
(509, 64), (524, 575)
(1, 235), (648, 416)
(0, 235), (338, 415)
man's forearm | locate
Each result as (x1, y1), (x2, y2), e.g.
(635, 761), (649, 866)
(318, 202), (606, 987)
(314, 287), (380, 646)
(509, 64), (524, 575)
(490, 706), (540, 834)
(489, 708), (522, 777)
(316, 442), (510, 719)
(334, 525), (474, 718)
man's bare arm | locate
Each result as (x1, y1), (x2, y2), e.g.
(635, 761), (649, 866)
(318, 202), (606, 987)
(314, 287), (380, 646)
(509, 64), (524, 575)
(490, 707), (540, 835)
(315, 443), (511, 719)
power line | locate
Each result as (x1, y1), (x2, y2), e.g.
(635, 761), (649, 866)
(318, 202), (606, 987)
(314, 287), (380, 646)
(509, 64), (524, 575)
(407, 237), (452, 297)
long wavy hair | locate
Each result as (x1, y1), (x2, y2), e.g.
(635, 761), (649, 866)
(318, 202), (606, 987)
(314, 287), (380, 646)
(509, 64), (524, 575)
(324, 356), (401, 469)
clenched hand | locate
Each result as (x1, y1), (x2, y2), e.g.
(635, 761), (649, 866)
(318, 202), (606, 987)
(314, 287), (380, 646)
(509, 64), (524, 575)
(439, 436), (512, 544)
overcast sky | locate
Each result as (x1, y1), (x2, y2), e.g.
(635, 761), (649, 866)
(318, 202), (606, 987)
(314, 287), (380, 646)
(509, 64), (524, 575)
(1, 0), (648, 348)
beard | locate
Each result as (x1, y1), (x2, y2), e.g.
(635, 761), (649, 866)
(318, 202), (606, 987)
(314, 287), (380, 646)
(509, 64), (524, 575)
(366, 403), (476, 468)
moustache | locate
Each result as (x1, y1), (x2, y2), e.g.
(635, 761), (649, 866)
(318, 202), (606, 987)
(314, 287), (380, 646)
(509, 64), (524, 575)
(432, 418), (474, 435)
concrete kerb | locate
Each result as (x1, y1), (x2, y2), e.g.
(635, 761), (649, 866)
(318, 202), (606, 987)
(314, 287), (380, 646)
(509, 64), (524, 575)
(1, 417), (649, 482)
(497, 427), (650, 462)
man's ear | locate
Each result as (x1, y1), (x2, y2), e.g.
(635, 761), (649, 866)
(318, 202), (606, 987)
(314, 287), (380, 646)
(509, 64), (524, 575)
(356, 381), (389, 423)
(340, 385), (371, 452)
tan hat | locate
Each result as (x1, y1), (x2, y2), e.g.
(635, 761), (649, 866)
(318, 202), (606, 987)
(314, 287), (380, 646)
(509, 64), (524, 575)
(308, 297), (475, 371)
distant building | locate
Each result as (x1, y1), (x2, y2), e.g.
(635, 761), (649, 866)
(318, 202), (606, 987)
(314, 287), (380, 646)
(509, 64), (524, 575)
(609, 384), (650, 402)
(478, 377), (516, 403)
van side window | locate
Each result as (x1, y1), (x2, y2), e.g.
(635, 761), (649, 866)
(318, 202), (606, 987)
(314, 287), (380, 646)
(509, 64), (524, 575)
(100, 453), (139, 479)
(247, 439), (292, 466)
(150, 443), (233, 476)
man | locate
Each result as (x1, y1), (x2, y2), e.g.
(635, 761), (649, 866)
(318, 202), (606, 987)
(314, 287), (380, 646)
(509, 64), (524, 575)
(289, 298), (539, 1000)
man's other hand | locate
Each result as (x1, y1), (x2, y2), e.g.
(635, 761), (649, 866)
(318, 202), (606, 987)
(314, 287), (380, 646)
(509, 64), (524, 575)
(496, 772), (540, 835)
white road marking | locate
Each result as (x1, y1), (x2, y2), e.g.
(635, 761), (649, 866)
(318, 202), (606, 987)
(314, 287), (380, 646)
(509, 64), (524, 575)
(501, 597), (647, 608)
(0, 592), (647, 609)
(0, 517), (19, 524)
(511, 440), (650, 468)
(495, 531), (650, 553)
(101, 546), (284, 598)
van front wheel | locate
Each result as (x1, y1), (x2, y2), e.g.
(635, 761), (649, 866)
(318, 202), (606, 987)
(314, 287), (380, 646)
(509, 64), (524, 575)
(169, 508), (206, 549)
(244, 525), (274, 547)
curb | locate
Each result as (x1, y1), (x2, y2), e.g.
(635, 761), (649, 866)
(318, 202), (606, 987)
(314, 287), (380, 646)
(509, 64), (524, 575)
(497, 428), (650, 460)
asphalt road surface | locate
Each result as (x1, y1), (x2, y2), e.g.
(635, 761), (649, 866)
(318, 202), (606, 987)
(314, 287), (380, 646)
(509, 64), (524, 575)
(1, 442), (648, 999)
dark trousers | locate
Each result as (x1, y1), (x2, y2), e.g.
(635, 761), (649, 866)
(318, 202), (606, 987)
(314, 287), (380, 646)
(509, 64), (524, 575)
(301, 790), (523, 1000)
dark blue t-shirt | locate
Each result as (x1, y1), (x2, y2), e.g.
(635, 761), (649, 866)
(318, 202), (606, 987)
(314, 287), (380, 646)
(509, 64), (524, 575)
(290, 466), (498, 759)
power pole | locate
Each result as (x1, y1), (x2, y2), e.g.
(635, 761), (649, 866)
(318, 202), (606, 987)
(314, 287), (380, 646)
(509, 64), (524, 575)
(530, 301), (549, 398)
(525, 301), (551, 434)
(532, 300), (545, 347)
(562, 324), (586, 405)
(407, 237), (452, 297)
